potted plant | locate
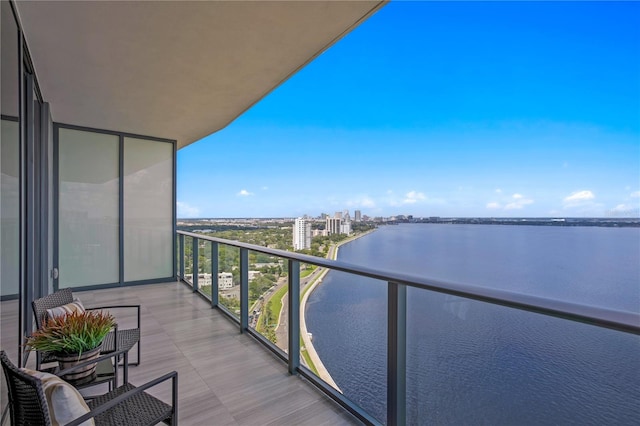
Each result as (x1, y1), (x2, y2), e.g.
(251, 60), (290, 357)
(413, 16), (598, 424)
(26, 310), (115, 383)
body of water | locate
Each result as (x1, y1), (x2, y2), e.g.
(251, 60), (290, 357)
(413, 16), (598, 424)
(305, 224), (640, 425)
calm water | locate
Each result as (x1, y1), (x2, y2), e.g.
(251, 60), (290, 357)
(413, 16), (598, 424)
(306, 224), (640, 425)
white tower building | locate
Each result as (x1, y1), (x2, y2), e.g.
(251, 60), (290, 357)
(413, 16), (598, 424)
(293, 217), (312, 250)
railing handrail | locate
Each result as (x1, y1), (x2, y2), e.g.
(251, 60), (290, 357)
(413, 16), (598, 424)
(177, 230), (640, 335)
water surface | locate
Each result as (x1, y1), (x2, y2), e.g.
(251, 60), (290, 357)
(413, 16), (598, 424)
(306, 224), (640, 424)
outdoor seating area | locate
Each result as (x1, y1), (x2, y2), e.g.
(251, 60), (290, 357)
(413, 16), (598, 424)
(1, 281), (361, 425)
(31, 287), (141, 374)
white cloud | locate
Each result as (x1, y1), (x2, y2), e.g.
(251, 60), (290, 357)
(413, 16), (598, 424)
(607, 203), (640, 217)
(489, 193), (533, 211)
(176, 201), (200, 218)
(361, 198), (376, 208)
(347, 195), (376, 208)
(403, 191), (426, 204)
(495, 188), (502, 194)
(237, 189), (253, 196)
(631, 191), (640, 198)
(505, 198), (534, 210)
(564, 190), (595, 203)
(261, 186), (269, 191)
(562, 190), (602, 213)
(611, 204), (631, 212)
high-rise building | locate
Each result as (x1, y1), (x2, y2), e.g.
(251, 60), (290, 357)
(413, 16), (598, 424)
(326, 217), (342, 235)
(355, 210), (362, 222)
(293, 217), (311, 250)
(340, 221), (351, 235)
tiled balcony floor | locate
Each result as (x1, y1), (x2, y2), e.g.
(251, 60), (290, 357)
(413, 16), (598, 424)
(1, 282), (361, 425)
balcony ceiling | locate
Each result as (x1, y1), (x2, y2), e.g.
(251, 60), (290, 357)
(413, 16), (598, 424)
(14, 1), (385, 149)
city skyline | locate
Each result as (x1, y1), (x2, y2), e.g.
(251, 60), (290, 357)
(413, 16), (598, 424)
(177, 1), (639, 219)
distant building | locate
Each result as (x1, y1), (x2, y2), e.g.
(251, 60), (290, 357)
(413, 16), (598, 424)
(188, 272), (233, 289)
(334, 211), (342, 219)
(293, 217), (312, 250)
(340, 222), (351, 235)
(219, 272), (233, 289)
(312, 229), (328, 237)
(326, 217), (342, 235)
(354, 210), (362, 222)
(185, 273), (212, 286)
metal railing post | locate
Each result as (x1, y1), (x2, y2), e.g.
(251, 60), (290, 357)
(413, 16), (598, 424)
(192, 236), (199, 291)
(240, 248), (249, 333)
(211, 242), (219, 308)
(178, 233), (185, 279)
(288, 260), (300, 374)
(388, 281), (407, 426)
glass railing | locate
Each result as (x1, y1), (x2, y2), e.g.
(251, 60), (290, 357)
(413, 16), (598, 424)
(176, 230), (640, 426)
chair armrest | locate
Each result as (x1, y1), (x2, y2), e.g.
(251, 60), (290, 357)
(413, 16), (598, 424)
(86, 305), (141, 329)
(65, 371), (178, 426)
(86, 305), (140, 310)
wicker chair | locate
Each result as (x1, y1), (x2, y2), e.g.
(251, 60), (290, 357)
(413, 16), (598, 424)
(31, 288), (141, 373)
(1, 350), (177, 426)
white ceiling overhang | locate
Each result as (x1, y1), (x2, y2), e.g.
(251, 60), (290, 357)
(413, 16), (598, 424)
(14, 1), (386, 149)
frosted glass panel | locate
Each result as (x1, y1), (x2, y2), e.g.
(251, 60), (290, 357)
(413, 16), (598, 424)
(124, 137), (173, 281)
(1, 0), (20, 298)
(1, 119), (19, 296)
(1, 1), (19, 118)
(59, 129), (119, 287)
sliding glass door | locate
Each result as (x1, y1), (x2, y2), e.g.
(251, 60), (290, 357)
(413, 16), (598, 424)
(57, 128), (119, 288)
(56, 126), (175, 290)
(123, 137), (173, 282)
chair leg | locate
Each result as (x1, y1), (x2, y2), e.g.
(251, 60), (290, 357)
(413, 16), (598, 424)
(171, 373), (178, 425)
(127, 342), (141, 367)
(1, 403), (10, 425)
(112, 355), (118, 390)
(123, 352), (129, 384)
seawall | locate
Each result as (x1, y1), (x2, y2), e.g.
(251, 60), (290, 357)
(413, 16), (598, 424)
(299, 228), (377, 391)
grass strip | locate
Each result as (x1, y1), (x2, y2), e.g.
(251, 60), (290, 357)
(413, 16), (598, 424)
(300, 265), (317, 278)
(269, 284), (289, 321)
(300, 335), (318, 375)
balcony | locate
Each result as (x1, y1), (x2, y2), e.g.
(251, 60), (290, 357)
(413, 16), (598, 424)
(180, 232), (640, 424)
(2, 229), (639, 425)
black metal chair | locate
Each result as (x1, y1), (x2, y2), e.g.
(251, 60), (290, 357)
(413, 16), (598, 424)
(1, 350), (177, 426)
(31, 288), (141, 372)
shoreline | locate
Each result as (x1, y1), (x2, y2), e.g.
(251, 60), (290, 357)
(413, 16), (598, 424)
(299, 228), (377, 390)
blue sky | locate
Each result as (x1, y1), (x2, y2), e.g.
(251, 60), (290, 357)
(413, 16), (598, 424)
(177, 1), (639, 219)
